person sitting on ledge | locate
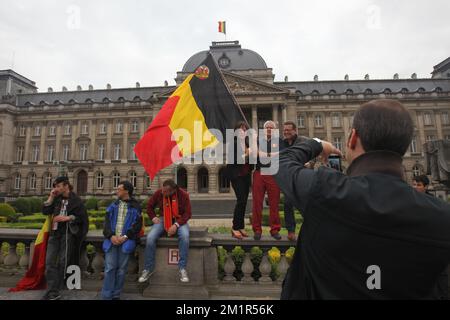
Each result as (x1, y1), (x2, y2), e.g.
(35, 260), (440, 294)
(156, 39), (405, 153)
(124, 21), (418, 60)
(101, 180), (142, 300)
(139, 179), (192, 283)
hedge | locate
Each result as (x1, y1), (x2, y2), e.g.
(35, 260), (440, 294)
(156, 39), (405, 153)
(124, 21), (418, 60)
(18, 214), (47, 224)
(98, 199), (115, 208)
(29, 197), (44, 213)
(85, 197), (99, 210)
(0, 203), (17, 222)
(11, 198), (32, 215)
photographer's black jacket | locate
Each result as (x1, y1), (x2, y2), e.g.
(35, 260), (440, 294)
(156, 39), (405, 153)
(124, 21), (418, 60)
(276, 139), (450, 299)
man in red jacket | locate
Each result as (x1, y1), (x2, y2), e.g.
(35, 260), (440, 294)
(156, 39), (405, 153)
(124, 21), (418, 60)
(138, 179), (192, 283)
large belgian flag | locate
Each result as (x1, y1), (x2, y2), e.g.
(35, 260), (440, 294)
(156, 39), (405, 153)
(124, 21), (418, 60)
(134, 53), (247, 179)
(9, 216), (51, 292)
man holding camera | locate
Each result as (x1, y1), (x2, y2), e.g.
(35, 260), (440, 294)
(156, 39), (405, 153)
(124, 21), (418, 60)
(41, 176), (88, 300)
(276, 99), (450, 299)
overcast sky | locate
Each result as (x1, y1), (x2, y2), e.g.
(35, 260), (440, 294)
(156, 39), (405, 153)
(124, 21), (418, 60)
(1, 0), (449, 92)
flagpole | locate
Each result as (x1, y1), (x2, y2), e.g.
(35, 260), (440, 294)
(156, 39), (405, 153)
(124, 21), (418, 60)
(174, 164), (178, 185)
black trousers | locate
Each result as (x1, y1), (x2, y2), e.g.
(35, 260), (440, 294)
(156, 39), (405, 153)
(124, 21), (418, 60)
(231, 174), (251, 230)
(45, 230), (74, 295)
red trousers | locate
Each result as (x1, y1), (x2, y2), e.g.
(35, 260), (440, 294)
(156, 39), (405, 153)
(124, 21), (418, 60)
(252, 170), (281, 234)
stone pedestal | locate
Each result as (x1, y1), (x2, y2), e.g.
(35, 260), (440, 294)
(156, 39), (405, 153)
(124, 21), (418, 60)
(139, 227), (218, 299)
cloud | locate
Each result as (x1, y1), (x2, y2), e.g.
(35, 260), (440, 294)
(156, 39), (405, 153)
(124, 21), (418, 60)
(0, 0), (449, 91)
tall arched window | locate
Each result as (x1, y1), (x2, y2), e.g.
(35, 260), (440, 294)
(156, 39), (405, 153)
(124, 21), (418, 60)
(412, 165), (422, 177)
(144, 173), (151, 189)
(218, 167), (230, 193)
(44, 172), (53, 190)
(197, 167), (209, 193)
(96, 172), (104, 189)
(177, 167), (188, 190)
(113, 172), (121, 188)
(129, 171), (137, 188)
(14, 173), (21, 190)
(29, 172), (37, 190)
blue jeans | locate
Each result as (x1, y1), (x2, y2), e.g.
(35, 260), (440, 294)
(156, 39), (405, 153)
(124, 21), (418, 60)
(101, 245), (131, 300)
(284, 194), (296, 233)
(143, 221), (189, 271)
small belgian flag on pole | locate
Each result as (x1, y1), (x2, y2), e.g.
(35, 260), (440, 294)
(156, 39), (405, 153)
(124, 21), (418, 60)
(218, 21), (226, 34)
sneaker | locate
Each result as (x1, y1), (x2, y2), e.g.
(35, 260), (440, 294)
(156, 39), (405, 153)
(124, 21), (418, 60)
(271, 232), (282, 240)
(48, 293), (61, 300)
(253, 232), (262, 240)
(287, 232), (296, 241)
(179, 268), (190, 283)
(138, 270), (154, 283)
(41, 291), (61, 300)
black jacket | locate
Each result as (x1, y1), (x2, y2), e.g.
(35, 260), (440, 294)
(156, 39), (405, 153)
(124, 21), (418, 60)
(42, 192), (89, 266)
(226, 136), (254, 180)
(275, 139), (450, 299)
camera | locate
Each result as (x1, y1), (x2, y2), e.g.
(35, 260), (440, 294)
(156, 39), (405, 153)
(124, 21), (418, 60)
(327, 154), (343, 172)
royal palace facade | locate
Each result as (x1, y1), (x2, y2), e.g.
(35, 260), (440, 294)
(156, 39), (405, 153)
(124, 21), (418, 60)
(0, 40), (449, 200)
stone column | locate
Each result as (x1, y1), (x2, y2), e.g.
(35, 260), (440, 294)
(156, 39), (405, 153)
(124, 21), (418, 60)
(416, 111), (426, 155)
(139, 117), (146, 137)
(105, 120), (113, 162)
(55, 121), (62, 161)
(272, 105), (279, 126)
(308, 112), (315, 138)
(251, 105), (258, 129)
(209, 166), (217, 194)
(325, 113), (332, 142)
(281, 105), (287, 123)
(23, 125), (31, 163)
(122, 120), (129, 163)
(87, 170), (94, 195)
(39, 124), (46, 164)
(187, 167), (195, 194)
(436, 110), (443, 140)
(70, 121), (78, 161)
(89, 120), (97, 160)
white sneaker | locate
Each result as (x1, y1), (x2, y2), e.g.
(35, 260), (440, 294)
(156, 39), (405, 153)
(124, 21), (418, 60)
(138, 270), (154, 283)
(179, 268), (189, 283)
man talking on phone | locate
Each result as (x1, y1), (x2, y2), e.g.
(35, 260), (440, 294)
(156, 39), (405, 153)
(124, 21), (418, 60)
(41, 176), (88, 300)
(276, 99), (450, 299)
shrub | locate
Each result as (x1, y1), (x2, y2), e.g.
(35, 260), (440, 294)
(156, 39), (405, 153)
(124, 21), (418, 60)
(99, 199), (115, 208)
(88, 210), (106, 218)
(285, 247), (296, 263)
(89, 217), (105, 229)
(141, 198), (149, 214)
(11, 198), (32, 215)
(0, 203), (17, 222)
(18, 214), (47, 224)
(85, 197), (99, 210)
(29, 197), (43, 213)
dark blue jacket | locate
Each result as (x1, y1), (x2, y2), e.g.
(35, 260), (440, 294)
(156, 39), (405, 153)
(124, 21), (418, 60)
(102, 198), (142, 254)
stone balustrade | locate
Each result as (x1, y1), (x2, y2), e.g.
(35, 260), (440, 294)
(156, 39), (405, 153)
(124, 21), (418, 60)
(0, 227), (295, 299)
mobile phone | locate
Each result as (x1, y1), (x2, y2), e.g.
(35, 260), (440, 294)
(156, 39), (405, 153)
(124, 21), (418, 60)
(328, 154), (342, 172)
